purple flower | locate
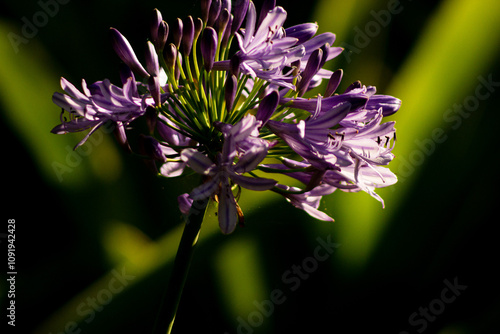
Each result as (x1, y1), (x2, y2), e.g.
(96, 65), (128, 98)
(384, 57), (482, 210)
(181, 115), (277, 234)
(267, 98), (353, 169)
(324, 164), (397, 207)
(234, 3), (305, 88)
(50, 3), (403, 232)
(51, 76), (151, 149)
(276, 183), (336, 222)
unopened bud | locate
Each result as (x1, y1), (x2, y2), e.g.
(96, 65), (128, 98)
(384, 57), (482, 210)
(325, 69), (343, 97)
(182, 16), (195, 56)
(207, 0), (221, 26)
(201, 0), (212, 24)
(171, 18), (183, 49)
(200, 27), (218, 72)
(163, 43), (177, 70)
(231, 0), (249, 35)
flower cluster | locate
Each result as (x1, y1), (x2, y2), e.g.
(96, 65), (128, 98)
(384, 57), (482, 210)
(51, 0), (401, 234)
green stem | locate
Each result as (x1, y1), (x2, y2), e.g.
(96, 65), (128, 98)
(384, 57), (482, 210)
(153, 198), (209, 334)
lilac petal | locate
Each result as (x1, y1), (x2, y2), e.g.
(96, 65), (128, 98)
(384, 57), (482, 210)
(242, 1), (257, 48)
(190, 177), (219, 200)
(301, 32), (336, 58)
(51, 118), (99, 134)
(285, 23), (318, 44)
(230, 114), (261, 141)
(110, 28), (150, 78)
(366, 95), (402, 116)
(230, 172), (277, 191)
(139, 135), (165, 161)
(113, 121), (131, 152)
(325, 46), (343, 61)
(52, 92), (86, 114)
(73, 122), (104, 150)
(181, 148), (216, 175)
(177, 193), (193, 215)
(255, 90), (279, 127)
(257, 0), (277, 28)
(281, 94), (368, 114)
(297, 200), (335, 222)
(251, 6), (287, 49)
(161, 161), (186, 177)
(307, 101), (351, 129)
(218, 177), (238, 234)
(60, 77), (88, 100)
(233, 144), (268, 173)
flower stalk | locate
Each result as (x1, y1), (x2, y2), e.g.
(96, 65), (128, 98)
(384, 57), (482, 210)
(154, 198), (209, 334)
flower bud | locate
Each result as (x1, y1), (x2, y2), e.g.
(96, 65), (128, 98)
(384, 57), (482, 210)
(110, 28), (150, 78)
(231, 0), (249, 35)
(145, 41), (159, 77)
(157, 21), (169, 51)
(255, 90), (279, 127)
(221, 0), (231, 14)
(200, 27), (218, 72)
(194, 17), (203, 41)
(297, 48), (323, 96)
(163, 43), (177, 70)
(201, 0), (212, 24)
(118, 63), (135, 86)
(207, 0), (221, 27)
(182, 16), (195, 56)
(221, 14), (233, 50)
(319, 43), (330, 70)
(325, 69), (343, 97)
(217, 8), (230, 38)
(150, 9), (162, 45)
(171, 18), (183, 49)
(113, 122), (132, 153)
(285, 23), (318, 44)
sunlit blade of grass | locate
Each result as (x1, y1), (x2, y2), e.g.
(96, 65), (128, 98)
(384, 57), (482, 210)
(318, 0), (500, 272)
(214, 236), (269, 330)
(313, 0), (381, 40)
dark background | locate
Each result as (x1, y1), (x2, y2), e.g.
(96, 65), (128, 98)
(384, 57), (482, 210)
(1, 0), (499, 333)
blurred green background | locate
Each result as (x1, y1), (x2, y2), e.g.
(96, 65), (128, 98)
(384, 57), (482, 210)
(1, 0), (500, 333)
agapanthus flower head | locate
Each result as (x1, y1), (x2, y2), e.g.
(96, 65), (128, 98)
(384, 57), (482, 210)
(51, 0), (401, 234)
